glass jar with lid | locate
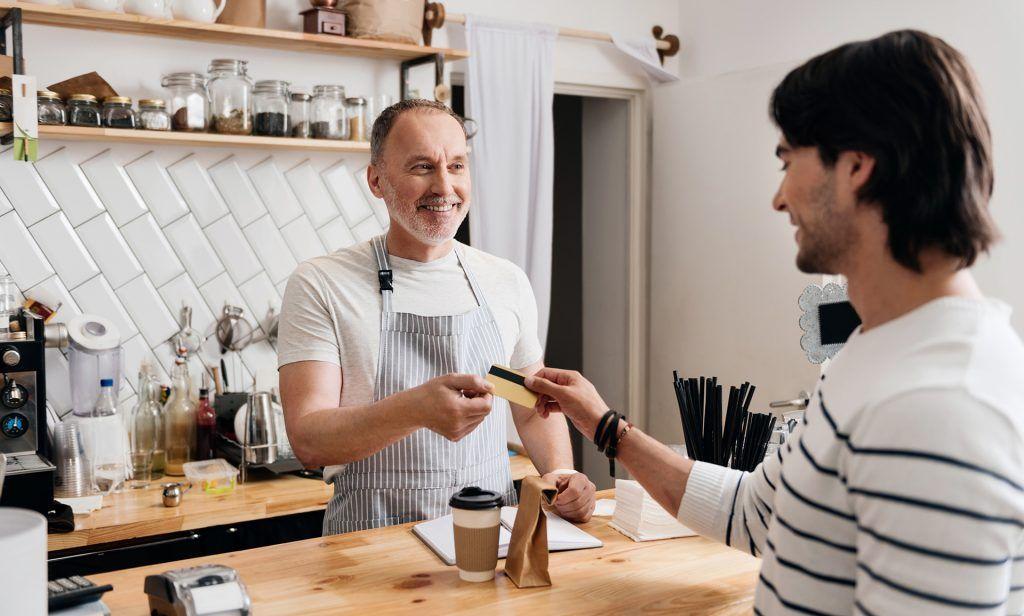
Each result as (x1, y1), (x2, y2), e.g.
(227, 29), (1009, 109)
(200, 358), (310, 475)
(0, 88), (11, 122)
(162, 72), (208, 132)
(345, 96), (367, 141)
(138, 99), (171, 131)
(289, 92), (311, 139)
(102, 96), (137, 129)
(253, 80), (289, 137)
(37, 90), (66, 126)
(311, 84), (347, 140)
(208, 59), (253, 135)
(67, 94), (101, 127)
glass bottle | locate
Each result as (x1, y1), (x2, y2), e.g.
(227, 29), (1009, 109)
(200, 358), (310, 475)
(366, 93), (393, 134)
(345, 96), (367, 142)
(67, 94), (101, 128)
(164, 353), (196, 476)
(253, 80), (289, 137)
(208, 59), (253, 135)
(289, 92), (311, 138)
(138, 99), (171, 131)
(0, 88), (12, 122)
(102, 96), (137, 129)
(127, 362), (160, 488)
(311, 84), (347, 140)
(162, 72), (209, 132)
(195, 388), (216, 461)
(37, 90), (66, 126)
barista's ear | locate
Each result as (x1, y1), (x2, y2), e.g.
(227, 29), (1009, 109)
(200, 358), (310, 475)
(366, 164), (385, 199)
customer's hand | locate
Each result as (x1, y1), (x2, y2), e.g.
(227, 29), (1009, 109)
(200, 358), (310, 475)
(542, 472), (597, 523)
(525, 368), (609, 440)
(408, 374), (494, 442)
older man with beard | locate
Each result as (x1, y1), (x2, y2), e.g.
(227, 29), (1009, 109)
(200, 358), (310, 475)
(277, 99), (596, 534)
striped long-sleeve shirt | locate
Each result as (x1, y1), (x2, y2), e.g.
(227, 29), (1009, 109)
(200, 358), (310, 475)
(678, 297), (1024, 615)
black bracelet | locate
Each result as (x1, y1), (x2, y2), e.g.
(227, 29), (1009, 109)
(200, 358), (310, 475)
(594, 410), (626, 477)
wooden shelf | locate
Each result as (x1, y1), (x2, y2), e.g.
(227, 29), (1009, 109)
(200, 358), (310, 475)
(0, 122), (371, 152)
(0, 1), (469, 61)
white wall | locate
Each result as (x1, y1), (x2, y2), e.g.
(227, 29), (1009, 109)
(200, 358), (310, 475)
(645, 0), (1024, 443)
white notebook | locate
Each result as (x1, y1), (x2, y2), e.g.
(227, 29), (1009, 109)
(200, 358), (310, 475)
(413, 506), (603, 566)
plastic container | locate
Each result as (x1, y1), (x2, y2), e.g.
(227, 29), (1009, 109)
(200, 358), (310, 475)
(182, 459), (238, 495)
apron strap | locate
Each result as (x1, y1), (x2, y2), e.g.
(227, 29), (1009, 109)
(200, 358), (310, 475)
(371, 235), (393, 313)
(454, 246), (488, 308)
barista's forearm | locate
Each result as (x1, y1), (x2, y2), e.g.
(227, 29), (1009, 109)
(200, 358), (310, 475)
(289, 391), (422, 467)
(614, 423), (694, 517)
(514, 406), (575, 474)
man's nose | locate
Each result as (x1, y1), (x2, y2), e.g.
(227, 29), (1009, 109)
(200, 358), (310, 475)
(772, 186), (787, 212)
(431, 167), (454, 196)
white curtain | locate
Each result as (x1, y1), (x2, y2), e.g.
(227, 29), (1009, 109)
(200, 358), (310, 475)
(464, 16), (557, 347)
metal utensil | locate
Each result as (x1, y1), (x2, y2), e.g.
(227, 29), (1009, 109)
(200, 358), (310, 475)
(243, 391), (278, 465)
(175, 305), (203, 357)
(215, 305), (254, 353)
(162, 482), (191, 507)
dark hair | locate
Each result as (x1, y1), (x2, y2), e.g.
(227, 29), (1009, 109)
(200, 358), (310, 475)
(770, 29), (996, 272)
(370, 99), (467, 165)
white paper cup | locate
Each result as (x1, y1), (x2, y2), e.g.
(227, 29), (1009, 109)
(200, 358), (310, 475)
(450, 487), (503, 582)
(0, 508), (47, 615)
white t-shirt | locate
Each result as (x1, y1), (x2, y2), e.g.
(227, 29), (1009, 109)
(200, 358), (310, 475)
(277, 236), (544, 408)
(679, 297), (1024, 614)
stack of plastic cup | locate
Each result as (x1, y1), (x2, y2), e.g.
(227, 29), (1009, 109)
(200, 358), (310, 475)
(53, 421), (95, 498)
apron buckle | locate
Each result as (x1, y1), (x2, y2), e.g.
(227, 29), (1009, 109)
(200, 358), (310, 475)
(378, 269), (394, 292)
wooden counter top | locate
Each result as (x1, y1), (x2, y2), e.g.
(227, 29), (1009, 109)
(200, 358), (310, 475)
(94, 490), (759, 615)
(51, 452), (539, 552)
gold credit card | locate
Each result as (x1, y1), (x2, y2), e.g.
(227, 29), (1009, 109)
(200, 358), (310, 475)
(485, 365), (539, 408)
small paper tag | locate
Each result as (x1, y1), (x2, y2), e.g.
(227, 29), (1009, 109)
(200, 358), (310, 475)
(12, 75), (38, 162)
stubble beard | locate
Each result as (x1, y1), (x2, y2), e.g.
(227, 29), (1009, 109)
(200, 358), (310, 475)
(379, 176), (468, 246)
(794, 174), (854, 275)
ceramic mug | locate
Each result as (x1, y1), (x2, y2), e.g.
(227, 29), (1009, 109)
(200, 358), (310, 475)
(170, 0), (226, 23)
(20, 0), (69, 6)
(72, 0), (124, 12)
(124, 0), (170, 17)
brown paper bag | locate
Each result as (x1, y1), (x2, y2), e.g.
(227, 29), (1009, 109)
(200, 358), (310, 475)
(504, 475), (557, 588)
(217, 0), (265, 29)
(340, 0), (423, 45)
(48, 72), (118, 102)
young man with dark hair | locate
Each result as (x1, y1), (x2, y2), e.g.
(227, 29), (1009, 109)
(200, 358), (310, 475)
(527, 30), (1024, 614)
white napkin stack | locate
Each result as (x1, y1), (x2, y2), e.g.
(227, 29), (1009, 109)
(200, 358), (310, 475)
(610, 479), (698, 542)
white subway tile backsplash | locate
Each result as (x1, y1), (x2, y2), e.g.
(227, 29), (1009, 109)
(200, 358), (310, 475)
(168, 156), (229, 227)
(158, 273), (217, 340)
(35, 149), (105, 226)
(163, 215), (224, 286)
(0, 211), (55, 289)
(199, 272), (254, 326)
(0, 155), (61, 226)
(28, 213), (99, 289)
(248, 158), (303, 227)
(45, 348), (73, 417)
(0, 182), (11, 216)
(280, 215), (326, 263)
(242, 215), (297, 284)
(240, 339), (279, 384)
(210, 157), (266, 227)
(204, 216), (262, 284)
(80, 150), (147, 226)
(25, 276), (81, 324)
(70, 275), (138, 341)
(238, 273), (281, 321)
(121, 334), (170, 386)
(125, 153), (188, 227)
(120, 214), (184, 288)
(351, 215), (385, 243)
(355, 164), (390, 227)
(275, 279), (288, 297)
(115, 275), (179, 348)
(283, 160), (336, 227)
(317, 217), (358, 253)
(322, 162), (374, 225)
(76, 214), (144, 289)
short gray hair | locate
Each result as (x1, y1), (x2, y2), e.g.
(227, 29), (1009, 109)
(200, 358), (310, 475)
(369, 99), (468, 165)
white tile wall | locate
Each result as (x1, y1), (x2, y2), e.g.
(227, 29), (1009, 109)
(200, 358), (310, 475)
(356, 163), (391, 226)
(0, 141), (384, 396)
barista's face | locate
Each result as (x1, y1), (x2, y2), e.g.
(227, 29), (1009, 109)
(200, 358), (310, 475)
(772, 139), (858, 274)
(368, 110), (471, 246)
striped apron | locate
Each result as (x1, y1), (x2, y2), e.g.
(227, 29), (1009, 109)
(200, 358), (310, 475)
(323, 235), (518, 534)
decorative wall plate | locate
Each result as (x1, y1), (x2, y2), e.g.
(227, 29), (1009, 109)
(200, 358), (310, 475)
(798, 282), (860, 364)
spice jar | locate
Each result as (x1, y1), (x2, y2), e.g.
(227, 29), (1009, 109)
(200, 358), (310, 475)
(253, 80), (289, 137)
(311, 84), (347, 140)
(138, 99), (171, 131)
(208, 59), (253, 135)
(0, 88), (11, 122)
(102, 96), (137, 129)
(37, 90), (66, 126)
(67, 94), (101, 128)
(162, 72), (208, 132)
(289, 92), (311, 139)
(345, 97), (368, 141)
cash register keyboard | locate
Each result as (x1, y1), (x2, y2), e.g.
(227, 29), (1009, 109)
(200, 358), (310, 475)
(48, 576), (113, 612)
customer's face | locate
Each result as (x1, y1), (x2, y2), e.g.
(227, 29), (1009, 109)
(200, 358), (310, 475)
(368, 110), (471, 246)
(772, 140), (857, 274)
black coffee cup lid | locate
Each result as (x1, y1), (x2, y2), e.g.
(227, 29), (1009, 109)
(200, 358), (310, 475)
(449, 486), (503, 510)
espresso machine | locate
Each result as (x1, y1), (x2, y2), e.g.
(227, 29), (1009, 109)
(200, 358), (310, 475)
(0, 281), (68, 514)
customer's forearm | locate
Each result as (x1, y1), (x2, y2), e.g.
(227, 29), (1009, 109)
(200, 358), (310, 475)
(515, 409), (575, 474)
(290, 391), (422, 467)
(615, 423), (694, 517)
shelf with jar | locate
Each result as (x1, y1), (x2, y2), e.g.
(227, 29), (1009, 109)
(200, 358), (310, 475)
(0, 1), (469, 61)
